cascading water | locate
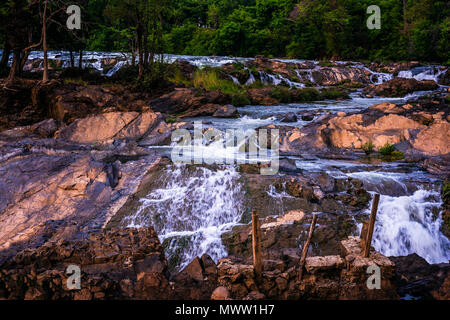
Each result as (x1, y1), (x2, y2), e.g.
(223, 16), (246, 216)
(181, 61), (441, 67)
(371, 190), (450, 264)
(398, 65), (447, 83)
(122, 164), (245, 271)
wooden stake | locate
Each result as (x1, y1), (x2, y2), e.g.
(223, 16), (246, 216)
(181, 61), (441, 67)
(363, 193), (380, 258)
(298, 214), (318, 280)
(252, 210), (262, 282)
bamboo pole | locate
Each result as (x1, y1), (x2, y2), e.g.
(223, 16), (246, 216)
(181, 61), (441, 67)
(252, 210), (262, 282)
(363, 194), (380, 258)
(298, 214), (318, 280)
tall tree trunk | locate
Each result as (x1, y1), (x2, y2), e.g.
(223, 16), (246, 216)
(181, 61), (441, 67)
(137, 25), (143, 81)
(42, 0), (49, 82)
(6, 49), (21, 83)
(69, 50), (74, 68)
(78, 50), (83, 69)
(0, 39), (11, 71)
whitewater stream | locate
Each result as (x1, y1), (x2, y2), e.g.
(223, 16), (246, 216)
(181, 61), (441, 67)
(118, 91), (448, 271)
(7, 50), (447, 270)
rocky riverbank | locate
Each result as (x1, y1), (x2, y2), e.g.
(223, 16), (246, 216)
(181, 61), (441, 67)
(0, 56), (449, 300)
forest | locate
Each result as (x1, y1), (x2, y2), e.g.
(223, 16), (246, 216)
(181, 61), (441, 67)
(0, 0), (449, 71)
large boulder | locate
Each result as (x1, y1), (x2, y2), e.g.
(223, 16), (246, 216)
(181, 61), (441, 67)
(364, 78), (439, 97)
(149, 88), (230, 114)
(57, 111), (162, 143)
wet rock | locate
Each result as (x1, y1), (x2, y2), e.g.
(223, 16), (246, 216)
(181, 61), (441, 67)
(213, 105), (239, 118)
(279, 112), (298, 123)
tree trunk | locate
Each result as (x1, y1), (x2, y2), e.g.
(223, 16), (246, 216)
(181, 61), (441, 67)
(137, 25), (144, 81)
(69, 50), (74, 68)
(42, 0), (49, 82)
(78, 50), (83, 69)
(0, 39), (11, 71)
(6, 49), (21, 83)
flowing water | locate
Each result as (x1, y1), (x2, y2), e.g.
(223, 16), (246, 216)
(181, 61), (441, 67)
(140, 92), (448, 270)
(4, 49), (447, 269)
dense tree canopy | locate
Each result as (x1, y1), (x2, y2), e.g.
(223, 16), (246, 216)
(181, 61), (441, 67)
(1, 0), (449, 67)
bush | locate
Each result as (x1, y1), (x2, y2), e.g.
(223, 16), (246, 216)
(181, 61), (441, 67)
(390, 150), (405, 160)
(379, 142), (396, 155)
(320, 88), (350, 100)
(270, 86), (291, 103)
(231, 93), (251, 106)
(293, 88), (321, 101)
(362, 140), (374, 155)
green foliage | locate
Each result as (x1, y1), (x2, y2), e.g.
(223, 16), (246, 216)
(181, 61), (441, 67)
(379, 142), (396, 156)
(320, 88), (350, 100)
(231, 93), (251, 107)
(193, 69), (241, 95)
(390, 150), (405, 160)
(362, 140), (374, 155)
(270, 86), (291, 103)
(443, 181), (450, 201)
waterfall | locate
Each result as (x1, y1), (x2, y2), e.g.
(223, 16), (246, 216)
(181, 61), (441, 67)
(370, 190), (450, 264)
(398, 66), (447, 83)
(122, 164), (244, 271)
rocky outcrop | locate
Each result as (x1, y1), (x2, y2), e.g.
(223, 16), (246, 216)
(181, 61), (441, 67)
(364, 78), (439, 97)
(0, 227), (171, 300)
(216, 236), (398, 300)
(57, 111), (163, 143)
(283, 99), (449, 157)
(0, 121), (164, 253)
(390, 254), (450, 300)
(149, 88), (230, 115)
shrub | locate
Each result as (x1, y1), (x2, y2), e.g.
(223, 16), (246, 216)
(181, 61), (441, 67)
(231, 93), (251, 106)
(270, 86), (291, 103)
(362, 140), (374, 155)
(320, 88), (350, 100)
(390, 150), (404, 160)
(294, 88), (321, 101)
(379, 142), (396, 155)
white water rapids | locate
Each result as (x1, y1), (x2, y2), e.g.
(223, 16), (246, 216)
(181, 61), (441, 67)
(122, 164), (245, 271)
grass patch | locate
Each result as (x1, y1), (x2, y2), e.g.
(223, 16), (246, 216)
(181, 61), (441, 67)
(193, 69), (241, 95)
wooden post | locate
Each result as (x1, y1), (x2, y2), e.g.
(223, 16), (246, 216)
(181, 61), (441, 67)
(252, 211), (262, 282)
(363, 194), (380, 258)
(298, 214), (318, 280)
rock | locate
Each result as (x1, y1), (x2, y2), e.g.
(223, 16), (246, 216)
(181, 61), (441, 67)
(301, 114), (314, 121)
(30, 119), (64, 138)
(411, 122), (450, 156)
(364, 78), (439, 97)
(390, 254), (450, 300)
(176, 257), (205, 282)
(213, 105), (239, 118)
(247, 88), (278, 105)
(58, 111), (162, 143)
(211, 286), (231, 300)
(280, 112), (298, 123)
(305, 255), (345, 274)
(149, 88), (229, 115)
